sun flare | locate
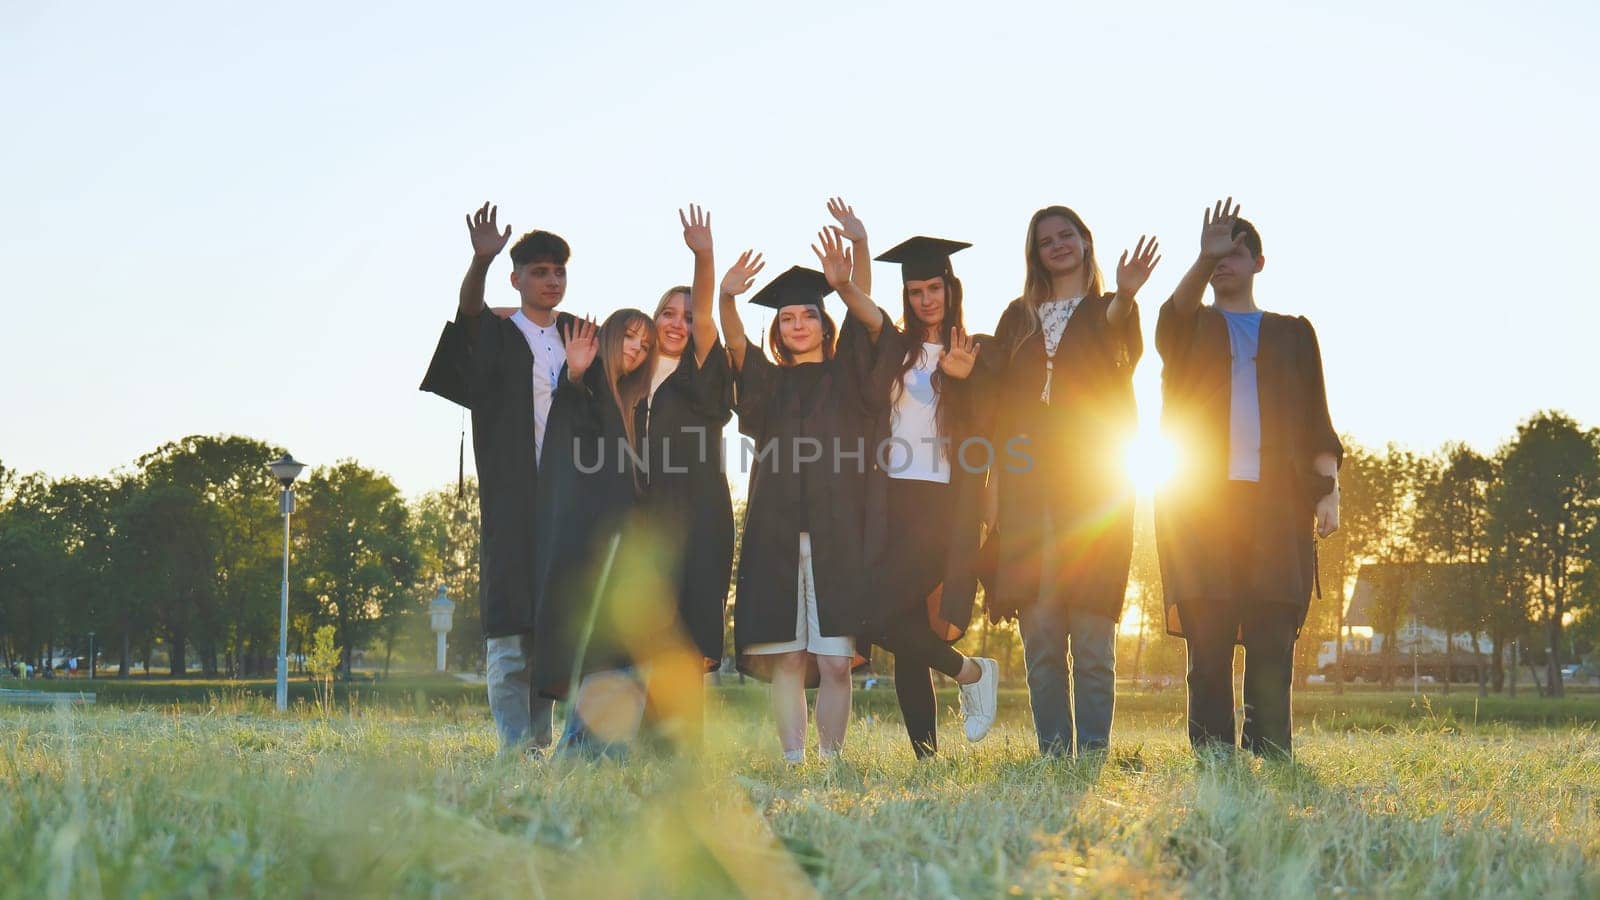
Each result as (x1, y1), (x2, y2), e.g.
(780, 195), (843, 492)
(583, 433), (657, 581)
(1123, 426), (1177, 496)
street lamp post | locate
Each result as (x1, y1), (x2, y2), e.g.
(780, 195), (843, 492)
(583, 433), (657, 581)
(429, 584), (456, 673)
(268, 454), (306, 712)
(87, 630), (95, 680)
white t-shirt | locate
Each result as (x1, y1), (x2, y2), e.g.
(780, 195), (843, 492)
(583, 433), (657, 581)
(510, 311), (564, 465)
(887, 342), (950, 484)
(649, 354), (681, 403)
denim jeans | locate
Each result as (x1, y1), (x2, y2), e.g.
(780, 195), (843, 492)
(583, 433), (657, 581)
(485, 633), (555, 753)
(1019, 602), (1117, 755)
(1016, 508), (1117, 755)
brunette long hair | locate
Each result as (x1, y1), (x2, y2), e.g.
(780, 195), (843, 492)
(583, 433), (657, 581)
(891, 271), (967, 443)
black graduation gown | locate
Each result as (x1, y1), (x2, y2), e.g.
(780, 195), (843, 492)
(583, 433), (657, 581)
(529, 361), (649, 699)
(849, 313), (988, 641)
(1153, 300), (1342, 638)
(639, 337), (736, 669)
(730, 328), (873, 679)
(977, 294), (1142, 622)
(417, 308), (577, 638)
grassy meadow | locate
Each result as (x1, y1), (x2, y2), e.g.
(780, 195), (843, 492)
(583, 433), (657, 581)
(3, 682), (1598, 898)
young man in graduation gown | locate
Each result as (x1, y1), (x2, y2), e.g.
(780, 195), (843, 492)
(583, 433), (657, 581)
(1155, 199), (1342, 759)
(419, 202), (577, 754)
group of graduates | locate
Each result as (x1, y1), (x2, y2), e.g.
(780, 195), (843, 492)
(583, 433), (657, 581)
(421, 195), (1342, 763)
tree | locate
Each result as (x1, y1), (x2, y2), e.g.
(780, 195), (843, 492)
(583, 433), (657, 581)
(1413, 444), (1497, 694)
(137, 436), (287, 676)
(410, 480), (483, 670)
(1492, 412), (1600, 698)
(296, 461), (420, 676)
(1338, 442), (1426, 688)
(110, 482), (218, 676)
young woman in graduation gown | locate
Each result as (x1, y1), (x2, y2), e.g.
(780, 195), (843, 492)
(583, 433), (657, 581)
(977, 206), (1160, 756)
(634, 205), (737, 741)
(530, 309), (658, 753)
(718, 249), (872, 764)
(813, 202), (1000, 759)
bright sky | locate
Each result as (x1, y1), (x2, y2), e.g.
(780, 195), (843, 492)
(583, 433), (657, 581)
(3, 1), (1596, 497)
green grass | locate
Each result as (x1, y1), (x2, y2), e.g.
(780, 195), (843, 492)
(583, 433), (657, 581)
(3, 687), (1598, 897)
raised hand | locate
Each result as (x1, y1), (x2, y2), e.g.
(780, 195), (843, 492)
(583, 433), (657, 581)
(465, 201), (512, 259)
(680, 204), (713, 256)
(825, 196), (868, 243)
(1200, 197), (1246, 260)
(811, 228), (854, 292)
(937, 327), (981, 380)
(1116, 235), (1162, 298)
(562, 316), (600, 381)
(720, 250), (765, 297)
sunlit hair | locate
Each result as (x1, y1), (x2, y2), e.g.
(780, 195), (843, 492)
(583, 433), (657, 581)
(652, 285), (690, 320)
(597, 309), (657, 452)
(894, 272), (967, 442)
(767, 304), (837, 366)
(1007, 206), (1104, 358)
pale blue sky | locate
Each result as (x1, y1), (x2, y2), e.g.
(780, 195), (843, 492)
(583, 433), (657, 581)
(3, 0), (1596, 496)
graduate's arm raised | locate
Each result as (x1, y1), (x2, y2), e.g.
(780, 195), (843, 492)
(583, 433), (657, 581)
(1167, 198), (1245, 320)
(680, 204), (720, 367)
(718, 250), (765, 371)
(812, 228), (883, 341)
(826, 196), (871, 296)
(459, 201), (512, 342)
(1108, 235), (1160, 326)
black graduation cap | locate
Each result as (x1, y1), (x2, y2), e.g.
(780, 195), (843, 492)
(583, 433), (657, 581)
(875, 236), (972, 282)
(748, 266), (835, 310)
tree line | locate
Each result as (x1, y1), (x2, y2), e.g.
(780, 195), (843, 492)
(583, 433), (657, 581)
(3, 410), (1598, 693)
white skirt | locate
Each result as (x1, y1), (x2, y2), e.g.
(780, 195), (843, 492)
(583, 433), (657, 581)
(744, 533), (855, 658)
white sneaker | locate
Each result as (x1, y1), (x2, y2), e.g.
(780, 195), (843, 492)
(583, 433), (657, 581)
(783, 748), (805, 766)
(959, 658), (999, 742)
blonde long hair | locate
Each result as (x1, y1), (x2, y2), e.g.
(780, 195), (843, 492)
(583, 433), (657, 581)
(652, 285), (690, 319)
(596, 309), (657, 451)
(1007, 205), (1104, 356)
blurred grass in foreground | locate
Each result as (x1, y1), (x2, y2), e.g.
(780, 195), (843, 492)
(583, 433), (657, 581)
(3, 688), (1598, 898)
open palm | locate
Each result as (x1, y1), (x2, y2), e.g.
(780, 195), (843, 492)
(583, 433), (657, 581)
(1116, 235), (1162, 297)
(563, 317), (599, 379)
(938, 328), (981, 380)
(826, 196), (867, 243)
(1200, 197), (1245, 260)
(721, 250), (766, 297)
(811, 229), (853, 291)
(465, 201), (511, 259)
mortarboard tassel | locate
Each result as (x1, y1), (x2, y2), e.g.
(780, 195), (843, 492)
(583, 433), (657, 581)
(457, 411), (466, 500)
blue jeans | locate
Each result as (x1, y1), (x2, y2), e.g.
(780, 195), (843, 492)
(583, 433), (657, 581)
(1019, 602), (1117, 755)
(485, 634), (554, 753)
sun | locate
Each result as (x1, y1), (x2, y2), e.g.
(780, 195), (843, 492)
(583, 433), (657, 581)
(1123, 425), (1177, 496)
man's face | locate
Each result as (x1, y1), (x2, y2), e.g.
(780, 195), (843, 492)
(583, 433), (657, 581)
(511, 259), (567, 311)
(1209, 242), (1264, 291)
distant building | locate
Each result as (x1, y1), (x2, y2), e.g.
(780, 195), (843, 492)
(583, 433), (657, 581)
(1318, 563), (1493, 678)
